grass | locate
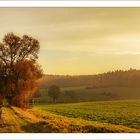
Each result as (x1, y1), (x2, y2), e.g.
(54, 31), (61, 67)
(36, 87), (140, 103)
(33, 100), (140, 130)
(0, 107), (26, 132)
(0, 103), (139, 132)
(30, 106), (139, 133)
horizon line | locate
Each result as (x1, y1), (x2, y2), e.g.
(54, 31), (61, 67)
(44, 68), (139, 76)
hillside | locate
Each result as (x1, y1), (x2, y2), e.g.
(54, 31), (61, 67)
(39, 69), (140, 88)
(35, 69), (140, 103)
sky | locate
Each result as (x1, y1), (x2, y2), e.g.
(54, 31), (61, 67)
(0, 8), (140, 75)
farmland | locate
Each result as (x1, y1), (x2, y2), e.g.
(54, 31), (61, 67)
(0, 105), (139, 133)
(1, 73), (140, 132)
(0, 85), (140, 133)
(35, 87), (140, 103)
(33, 100), (140, 130)
(0, 100), (139, 132)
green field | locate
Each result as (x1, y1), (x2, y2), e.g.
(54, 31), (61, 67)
(33, 100), (140, 130)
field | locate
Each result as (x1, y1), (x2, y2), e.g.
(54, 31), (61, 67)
(1, 86), (140, 133)
(35, 87), (140, 103)
(34, 86), (140, 132)
(0, 105), (138, 133)
(0, 100), (139, 132)
(33, 100), (140, 130)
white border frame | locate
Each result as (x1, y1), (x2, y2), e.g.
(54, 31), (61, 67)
(1, 1), (140, 7)
(0, 133), (140, 139)
(0, 1), (140, 139)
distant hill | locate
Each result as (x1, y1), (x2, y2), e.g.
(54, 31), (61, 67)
(39, 69), (140, 88)
(34, 69), (140, 103)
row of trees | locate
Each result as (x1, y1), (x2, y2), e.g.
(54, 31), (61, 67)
(0, 33), (42, 107)
(40, 69), (140, 88)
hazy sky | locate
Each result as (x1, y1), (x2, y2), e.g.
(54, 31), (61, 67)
(1, 8), (140, 75)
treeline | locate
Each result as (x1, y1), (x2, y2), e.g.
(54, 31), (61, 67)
(39, 69), (140, 88)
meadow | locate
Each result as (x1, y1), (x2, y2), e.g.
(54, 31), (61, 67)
(1, 104), (139, 133)
(0, 91), (140, 132)
(33, 100), (140, 130)
(1, 78), (140, 132)
(35, 87), (140, 103)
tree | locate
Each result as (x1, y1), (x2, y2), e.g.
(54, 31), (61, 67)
(0, 32), (42, 107)
(48, 85), (60, 103)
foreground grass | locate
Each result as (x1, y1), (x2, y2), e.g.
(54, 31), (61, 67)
(0, 106), (48, 132)
(33, 100), (140, 130)
(0, 106), (139, 133)
(28, 107), (139, 133)
(0, 107), (26, 132)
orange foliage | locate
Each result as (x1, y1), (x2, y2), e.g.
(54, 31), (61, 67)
(0, 33), (43, 108)
(12, 60), (42, 107)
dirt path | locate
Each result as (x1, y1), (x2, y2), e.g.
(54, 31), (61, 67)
(0, 106), (60, 133)
(0, 107), (26, 132)
(0, 107), (47, 133)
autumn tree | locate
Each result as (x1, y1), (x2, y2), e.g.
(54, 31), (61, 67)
(0, 32), (42, 107)
(48, 85), (60, 103)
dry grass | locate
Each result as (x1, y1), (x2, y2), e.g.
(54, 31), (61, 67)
(0, 106), (139, 133)
(24, 108), (140, 133)
(0, 107), (26, 132)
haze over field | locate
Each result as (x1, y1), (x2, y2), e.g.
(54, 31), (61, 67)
(1, 8), (140, 75)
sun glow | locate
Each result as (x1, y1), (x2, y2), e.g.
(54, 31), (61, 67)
(1, 8), (140, 75)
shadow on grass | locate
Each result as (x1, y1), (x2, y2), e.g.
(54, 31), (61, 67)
(21, 121), (115, 133)
(21, 121), (60, 133)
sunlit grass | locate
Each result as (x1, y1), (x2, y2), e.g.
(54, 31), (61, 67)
(0, 101), (139, 133)
(31, 106), (139, 133)
(33, 100), (140, 130)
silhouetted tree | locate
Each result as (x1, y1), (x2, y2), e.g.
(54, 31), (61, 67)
(0, 32), (42, 107)
(48, 85), (60, 103)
